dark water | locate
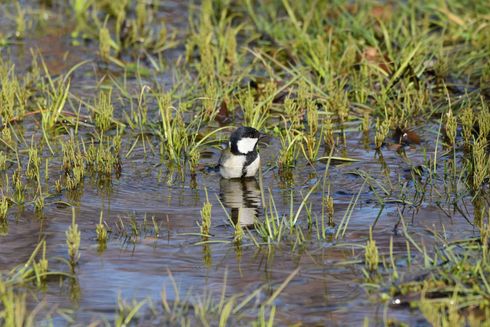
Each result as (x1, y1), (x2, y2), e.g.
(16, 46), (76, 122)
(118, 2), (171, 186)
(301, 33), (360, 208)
(0, 131), (476, 326)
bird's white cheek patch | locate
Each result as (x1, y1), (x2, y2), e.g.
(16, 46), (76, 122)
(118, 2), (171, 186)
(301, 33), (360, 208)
(236, 137), (258, 154)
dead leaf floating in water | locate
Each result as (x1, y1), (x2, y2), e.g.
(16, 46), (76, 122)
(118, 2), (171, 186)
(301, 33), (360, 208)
(394, 128), (422, 146)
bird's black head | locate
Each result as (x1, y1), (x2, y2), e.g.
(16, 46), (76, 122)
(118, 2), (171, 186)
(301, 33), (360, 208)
(229, 126), (261, 155)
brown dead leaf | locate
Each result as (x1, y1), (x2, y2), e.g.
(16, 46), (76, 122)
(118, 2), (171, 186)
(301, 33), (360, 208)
(371, 4), (393, 21)
(361, 47), (392, 73)
(215, 99), (231, 124)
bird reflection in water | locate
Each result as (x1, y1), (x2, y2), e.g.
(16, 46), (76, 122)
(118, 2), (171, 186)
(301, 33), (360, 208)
(219, 178), (261, 227)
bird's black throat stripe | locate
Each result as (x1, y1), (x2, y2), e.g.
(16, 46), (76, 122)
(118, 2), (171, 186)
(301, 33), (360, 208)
(241, 151), (258, 177)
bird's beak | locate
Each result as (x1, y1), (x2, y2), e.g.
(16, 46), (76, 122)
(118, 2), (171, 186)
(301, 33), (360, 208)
(259, 132), (268, 140)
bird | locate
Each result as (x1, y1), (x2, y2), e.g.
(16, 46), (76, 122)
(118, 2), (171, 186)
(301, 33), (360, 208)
(220, 178), (261, 226)
(218, 126), (263, 179)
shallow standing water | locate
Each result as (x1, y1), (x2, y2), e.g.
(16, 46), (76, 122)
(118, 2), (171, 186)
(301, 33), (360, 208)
(0, 126), (477, 326)
(0, 1), (487, 326)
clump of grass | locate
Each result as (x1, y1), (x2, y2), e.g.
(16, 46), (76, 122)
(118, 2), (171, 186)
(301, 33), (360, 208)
(66, 208), (81, 270)
(0, 62), (26, 122)
(26, 145), (41, 180)
(33, 241), (48, 284)
(38, 57), (77, 130)
(188, 147), (201, 176)
(0, 196), (9, 221)
(0, 281), (37, 326)
(114, 296), (147, 327)
(14, 3), (26, 39)
(94, 88), (114, 131)
(477, 105), (490, 138)
(70, 0), (176, 56)
(154, 93), (225, 174)
(200, 189), (212, 236)
(85, 136), (119, 178)
(96, 211), (108, 244)
(54, 179), (62, 193)
(94, 143), (115, 176)
(323, 116), (335, 150)
(471, 136), (488, 192)
(0, 240), (72, 323)
(374, 117), (391, 149)
(234, 218), (243, 244)
(12, 168), (25, 204)
(135, 0), (149, 32)
(301, 100), (322, 162)
(277, 123), (300, 169)
(460, 106), (474, 146)
(326, 80), (349, 124)
(252, 181), (319, 245)
(157, 93), (188, 167)
(395, 224), (490, 325)
(325, 195), (334, 227)
(159, 268), (284, 326)
(444, 108), (457, 146)
(70, 0), (91, 34)
(0, 151), (7, 171)
(364, 226), (379, 272)
(34, 195), (44, 213)
(1, 127), (13, 147)
(283, 96), (302, 128)
(62, 137), (84, 190)
(201, 82), (219, 121)
(240, 82), (275, 131)
(99, 24), (120, 62)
